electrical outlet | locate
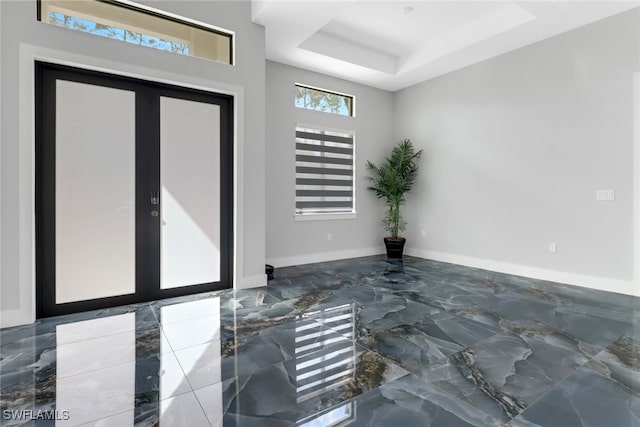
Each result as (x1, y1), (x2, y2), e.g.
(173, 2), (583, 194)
(596, 190), (615, 201)
(421, 230), (426, 238)
(327, 233), (332, 241)
(548, 243), (557, 253)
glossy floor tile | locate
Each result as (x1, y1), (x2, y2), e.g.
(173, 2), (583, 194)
(1, 255), (638, 426)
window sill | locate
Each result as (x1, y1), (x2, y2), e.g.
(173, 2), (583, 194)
(294, 212), (357, 222)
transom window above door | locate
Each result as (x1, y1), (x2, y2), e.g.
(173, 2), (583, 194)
(37, 0), (234, 64)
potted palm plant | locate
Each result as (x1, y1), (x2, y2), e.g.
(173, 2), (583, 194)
(366, 139), (423, 259)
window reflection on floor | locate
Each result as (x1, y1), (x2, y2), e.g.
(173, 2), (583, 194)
(48, 298), (361, 425)
(296, 303), (357, 425)
(298, 402), (356, 427)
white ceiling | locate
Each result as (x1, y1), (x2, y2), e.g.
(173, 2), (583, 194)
(252, 0), (639, 91)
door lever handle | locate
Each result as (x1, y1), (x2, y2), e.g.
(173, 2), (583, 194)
(150, 192), (160, 205)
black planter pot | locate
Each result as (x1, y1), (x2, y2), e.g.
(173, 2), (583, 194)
(384, 237), (406, 259)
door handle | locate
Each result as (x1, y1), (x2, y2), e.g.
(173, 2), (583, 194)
(150, 191), (160, 205)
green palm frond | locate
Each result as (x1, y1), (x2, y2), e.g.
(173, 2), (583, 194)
(366, 139), (423, 238)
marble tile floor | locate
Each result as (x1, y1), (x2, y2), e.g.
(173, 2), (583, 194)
(0, 255), (638, 426)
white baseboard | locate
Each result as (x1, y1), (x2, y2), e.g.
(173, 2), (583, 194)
(267, 246), (385, 269)
(236, 274), (268, 290)
(0, 309), (34, 329)
(406, 247), (639, 297)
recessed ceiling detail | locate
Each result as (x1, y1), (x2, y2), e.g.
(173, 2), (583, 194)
(398, 3), (536, 73)
(253, 1), (639, 91)
(299, 28), (400, 75)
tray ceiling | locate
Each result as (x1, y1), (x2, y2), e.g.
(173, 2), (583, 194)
(253, 1), (639, 91)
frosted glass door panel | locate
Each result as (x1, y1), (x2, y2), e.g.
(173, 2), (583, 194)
(55, 80), (135, 304)
(160, 97), (220, 289)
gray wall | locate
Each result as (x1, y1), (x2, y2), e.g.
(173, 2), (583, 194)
(0, 0), (266, 325)
(394, 9), (639, 287)
(265, 61), (393, 266)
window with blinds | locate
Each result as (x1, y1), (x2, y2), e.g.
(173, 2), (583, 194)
(295, 127), (355, 215)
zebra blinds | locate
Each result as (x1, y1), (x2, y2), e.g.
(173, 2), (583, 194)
(296, 127), (355, 214)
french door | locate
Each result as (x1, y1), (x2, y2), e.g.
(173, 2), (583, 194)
(35, 62), (233, 318)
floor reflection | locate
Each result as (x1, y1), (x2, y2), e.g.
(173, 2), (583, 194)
(296, 304), (356, 404)
(0, 298), (228, 426)
(384, 259), (405, 276)
(159, 297), (223, 425)
(56, 314), (136, 426)
(298, 402), (356, 427)
(0, 291), (410, 426)
(295, 304), (357, 426)
(2, 255), (637, 426)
